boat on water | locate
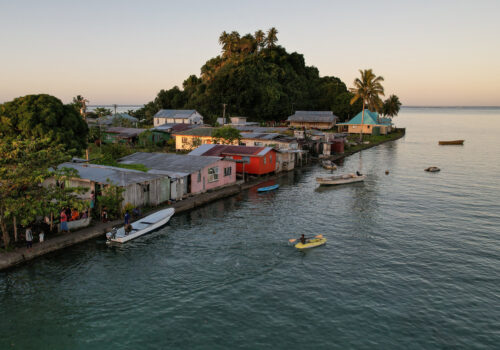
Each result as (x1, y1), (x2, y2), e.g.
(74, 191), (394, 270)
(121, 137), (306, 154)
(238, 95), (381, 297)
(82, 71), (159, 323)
(321, 160), (337, 170)
(425, 166), (440, 172)
(257, 184), (280, 192)
(316, 173), (366, 185)
(106, 208), (175, 244)
(295, 237), (327, 249)
(439, 140), (464, 145)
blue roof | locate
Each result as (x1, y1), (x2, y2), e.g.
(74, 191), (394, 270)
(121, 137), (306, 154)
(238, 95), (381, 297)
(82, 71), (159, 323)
(337, 109), (391, 126)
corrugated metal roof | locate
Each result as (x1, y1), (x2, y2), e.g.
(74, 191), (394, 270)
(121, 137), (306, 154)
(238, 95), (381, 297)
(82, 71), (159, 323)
(240, 132), (297, 143)
(119, 152), (223, 173)
(58, 162), (164, 186)
(337, 109), (391, 126)
(287, 111), (338, 123)
(97, 113), (138, 125)
(152, 123), (196, 133)
(188, 145), (274, 157)
(173, 127), (215, 136)
(154, 109), (197, 118)
(105, 127), (146, 137)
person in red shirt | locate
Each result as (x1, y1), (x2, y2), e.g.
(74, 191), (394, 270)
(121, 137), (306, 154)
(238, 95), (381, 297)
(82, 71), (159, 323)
(60, 209), (69, 233)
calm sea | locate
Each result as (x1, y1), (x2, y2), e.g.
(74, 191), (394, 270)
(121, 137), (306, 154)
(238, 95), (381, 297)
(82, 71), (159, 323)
(1, 107), (500, 349)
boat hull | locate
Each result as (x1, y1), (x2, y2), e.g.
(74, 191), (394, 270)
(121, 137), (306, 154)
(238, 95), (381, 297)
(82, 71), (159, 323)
(106, 208), (175, 244)
(439, 140), (464, 145)
(316, 174), (366, 186)
(295, 238), (327, 249)
(257, 184), (280, 192)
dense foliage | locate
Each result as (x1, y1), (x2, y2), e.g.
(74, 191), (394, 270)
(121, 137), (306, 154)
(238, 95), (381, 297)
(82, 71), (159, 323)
(382, 95), (402, 119)
(0, 94), (89, 154)
(0, 137), (86, 247)
(212, 126), (241, 145)
(132, 28), (362, 125)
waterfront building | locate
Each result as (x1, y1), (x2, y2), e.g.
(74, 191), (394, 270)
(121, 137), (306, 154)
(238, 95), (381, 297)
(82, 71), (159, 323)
(173, 127), (240, 151)
(189, 145), (277, 176)
(101, 127), (146, 144)
(153, 109), (204, 127)
(150, 123), (199, 145)
(336, 109), (392, 135)
(119, 152), (237, 198)
(287, 111), (338, 130)
(54, 162), (171, 208)
(239, 132), (299, 150)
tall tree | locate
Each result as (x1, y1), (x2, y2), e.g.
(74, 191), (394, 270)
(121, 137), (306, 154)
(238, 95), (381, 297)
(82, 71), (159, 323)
(72, 95), (89, 120)
(382, 94), (402, 119)
(349, 69), (385, 141)
(254, 30), (265, 50)
(266, 27), (279, 48)
(0, 94), (89, 154)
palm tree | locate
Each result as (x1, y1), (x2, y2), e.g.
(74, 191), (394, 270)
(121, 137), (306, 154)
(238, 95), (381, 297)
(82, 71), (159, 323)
(266, 27), (278, 49)
(382, 95), (401, 119)
(254, 30), (265, 51)
(72, 95), (88, 121)
(349, 69), (385, 141)
(219, 31), (230, 57)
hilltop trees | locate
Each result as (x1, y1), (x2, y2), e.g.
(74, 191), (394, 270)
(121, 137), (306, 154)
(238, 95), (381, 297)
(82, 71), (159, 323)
(132, 28), (361, 125)
(0, 94), (89, 154)
(349, 69), (385, 141)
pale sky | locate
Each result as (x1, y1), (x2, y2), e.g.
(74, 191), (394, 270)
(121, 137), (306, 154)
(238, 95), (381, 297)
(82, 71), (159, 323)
(1, 0), (499, 106)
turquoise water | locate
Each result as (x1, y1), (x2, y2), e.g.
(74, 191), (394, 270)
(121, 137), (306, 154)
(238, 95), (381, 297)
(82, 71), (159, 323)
(1, 108), (500, 349)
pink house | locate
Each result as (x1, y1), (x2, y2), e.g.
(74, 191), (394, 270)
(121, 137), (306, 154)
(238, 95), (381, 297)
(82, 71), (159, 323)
(119, 152), (236, 199)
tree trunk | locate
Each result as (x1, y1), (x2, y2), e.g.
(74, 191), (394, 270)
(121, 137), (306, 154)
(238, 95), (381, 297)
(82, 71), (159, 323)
(0, 216), (10, 248)
(359, 100), (365, 142)
(13, 216), (18, 242)
(50, 212), (54, 232)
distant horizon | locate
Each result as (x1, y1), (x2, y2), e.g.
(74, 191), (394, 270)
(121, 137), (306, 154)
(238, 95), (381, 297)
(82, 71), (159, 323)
(1, 1), (499, 106)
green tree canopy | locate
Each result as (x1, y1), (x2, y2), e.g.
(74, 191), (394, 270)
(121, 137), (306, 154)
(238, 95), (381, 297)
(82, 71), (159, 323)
(131, 28), (362, 126)
(212, 126), (242, 145)
(0, 94), (89, 154)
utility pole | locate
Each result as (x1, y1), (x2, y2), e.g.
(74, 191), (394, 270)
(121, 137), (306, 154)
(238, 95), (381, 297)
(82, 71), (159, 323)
(222, 103), (227, 125)
(113, 104), (117, 115)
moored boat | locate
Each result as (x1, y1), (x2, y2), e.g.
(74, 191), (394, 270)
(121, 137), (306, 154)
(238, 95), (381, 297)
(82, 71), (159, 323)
(257, 184), (280, 192)
(439, 140), (464, 145)
(425, 166), (440, 172)
(316, 173), (366, 185)
(321, 160), (337, 170)
(106, 208), (175, 244)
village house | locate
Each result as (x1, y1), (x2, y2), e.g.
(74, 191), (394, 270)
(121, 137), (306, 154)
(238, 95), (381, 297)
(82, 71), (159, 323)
(216, 116), (259, 127)
(239, 132), (299, 150)
(337, 109), (392, 135)
(153, 109), (204, 127)
(119, 152), (237, 198)
(101, 127), (146, 144)
(173, 127), (240, 151)
(189, 145), (277, 176)
(150, 123), (198, 145)
(287, 111), (338, 130)
(95, 113), (139, 127)
(55, 162), (171, 208)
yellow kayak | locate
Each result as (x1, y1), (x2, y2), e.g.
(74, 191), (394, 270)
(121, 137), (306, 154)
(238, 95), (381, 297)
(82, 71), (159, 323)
(295, 237), (327, 249)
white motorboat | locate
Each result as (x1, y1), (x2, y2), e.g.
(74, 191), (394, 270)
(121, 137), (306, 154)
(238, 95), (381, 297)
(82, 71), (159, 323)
(106, 208), (175, 244)
(316, 173), (366, 185)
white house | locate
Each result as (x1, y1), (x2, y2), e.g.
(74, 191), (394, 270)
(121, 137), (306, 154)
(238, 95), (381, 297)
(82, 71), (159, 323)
(153, 109), (204, 126)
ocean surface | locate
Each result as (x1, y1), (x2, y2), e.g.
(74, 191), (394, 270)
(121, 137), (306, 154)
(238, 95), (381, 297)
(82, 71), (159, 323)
(1, 107), (500, 349)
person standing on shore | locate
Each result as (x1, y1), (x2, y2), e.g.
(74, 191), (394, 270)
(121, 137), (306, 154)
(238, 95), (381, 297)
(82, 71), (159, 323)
(60, 209), (69, 233)
(124, 211), (131, 235)
(25, 227), (33, 249)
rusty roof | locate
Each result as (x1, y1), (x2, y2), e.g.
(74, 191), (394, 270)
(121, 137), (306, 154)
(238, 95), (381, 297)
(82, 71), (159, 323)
(188, 144), (275, 157)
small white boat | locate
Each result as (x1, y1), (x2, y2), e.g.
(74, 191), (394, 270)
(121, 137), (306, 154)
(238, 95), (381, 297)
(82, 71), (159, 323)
(321, 160), (337, 170)
(106, 208), (175, 244)
(316, 173), (366, 185)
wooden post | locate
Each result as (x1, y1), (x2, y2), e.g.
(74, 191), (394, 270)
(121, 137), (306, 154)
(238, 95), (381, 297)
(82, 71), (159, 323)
(13, 216), (18, 242)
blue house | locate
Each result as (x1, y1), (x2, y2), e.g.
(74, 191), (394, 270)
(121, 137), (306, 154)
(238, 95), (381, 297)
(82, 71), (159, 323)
(337, 109), (392, 135)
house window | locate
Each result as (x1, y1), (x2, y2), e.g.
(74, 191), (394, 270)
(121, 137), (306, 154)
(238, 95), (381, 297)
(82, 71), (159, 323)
(270, 154), (272, 163)
(197, 171), (201, 183)
(255, 142), (263, 146)
(208, 167), (219, 182)
(242, 156), (250, 163)
(224, 167), (232, 176)
(182, 137), (188, 144)
(263, 156), (266, 164)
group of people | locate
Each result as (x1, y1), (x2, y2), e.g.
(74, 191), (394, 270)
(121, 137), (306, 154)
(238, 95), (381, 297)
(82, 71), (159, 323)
(60, 208), (90, 233)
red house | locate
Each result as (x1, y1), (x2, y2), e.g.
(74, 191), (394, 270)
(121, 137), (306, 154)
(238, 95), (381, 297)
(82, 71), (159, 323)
(188, 144), (277, 175)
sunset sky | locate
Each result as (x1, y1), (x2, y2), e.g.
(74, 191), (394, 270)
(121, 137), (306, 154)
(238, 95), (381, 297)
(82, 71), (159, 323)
(1, 0), (499, 106)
